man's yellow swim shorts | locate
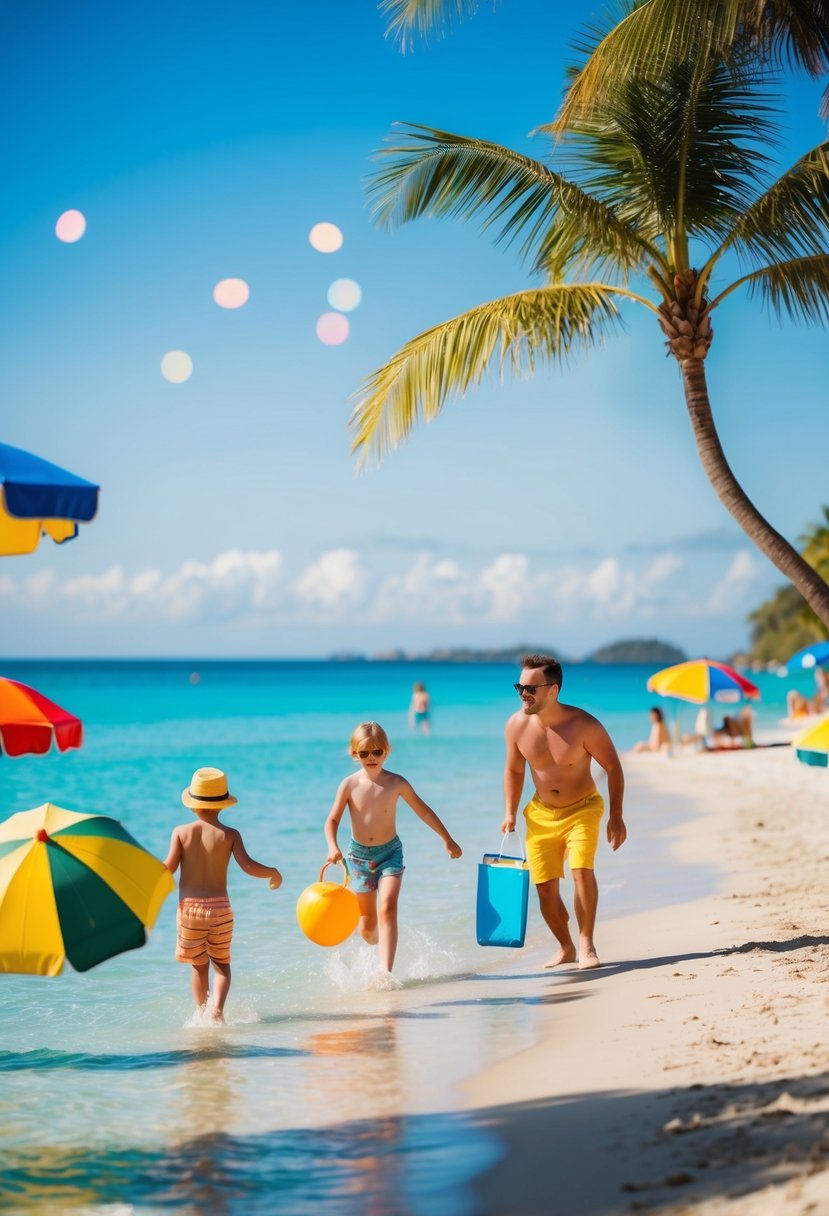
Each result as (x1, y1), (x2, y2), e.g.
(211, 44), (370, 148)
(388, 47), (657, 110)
(523, 788), (605, 883)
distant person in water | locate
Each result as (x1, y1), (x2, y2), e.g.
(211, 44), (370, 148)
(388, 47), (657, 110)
(502, 655), (626, 971)
(408, 681), (432, 734)
(633, 706), (672, 755)
(164, 767), (282, 1023)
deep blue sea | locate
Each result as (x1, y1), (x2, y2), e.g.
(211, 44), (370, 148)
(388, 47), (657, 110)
(0, 659), (800, 1214)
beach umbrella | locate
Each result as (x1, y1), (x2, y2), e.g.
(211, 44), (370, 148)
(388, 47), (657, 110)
(787, 641), (829, 670)
(0, 442), (99, 556)
(793, 716), (829, 768)
(0, 677), (83, 757)
(646, 659), (760, 705)
(0, 804), (174, 976)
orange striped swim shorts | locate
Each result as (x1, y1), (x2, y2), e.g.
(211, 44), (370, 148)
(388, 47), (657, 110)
(175, 897), (234, 966)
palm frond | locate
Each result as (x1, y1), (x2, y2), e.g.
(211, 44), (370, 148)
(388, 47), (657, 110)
(715, 253), (829, 322)
(379, 0), (479, 49)
(717, 141), (829, 268)
(551, 49), (779, 248)
(350, 285), (624, 464)
(368, 124), (663, 278)
(558, 0), (829, 128)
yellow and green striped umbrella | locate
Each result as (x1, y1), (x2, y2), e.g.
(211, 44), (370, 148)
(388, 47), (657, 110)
(0, 804), (174, 976)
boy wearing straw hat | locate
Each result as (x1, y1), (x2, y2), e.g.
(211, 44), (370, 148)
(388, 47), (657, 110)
(164, 766), (282, 1022)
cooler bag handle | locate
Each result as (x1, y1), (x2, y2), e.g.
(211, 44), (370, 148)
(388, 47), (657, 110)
(499, 829), (526, 864)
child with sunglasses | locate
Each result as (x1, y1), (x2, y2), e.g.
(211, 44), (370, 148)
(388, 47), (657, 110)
(324, 721), (462, 985)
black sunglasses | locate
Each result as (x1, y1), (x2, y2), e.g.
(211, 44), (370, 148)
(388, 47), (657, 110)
(513, 682), (556, 695)
(356, 748), (385, 759)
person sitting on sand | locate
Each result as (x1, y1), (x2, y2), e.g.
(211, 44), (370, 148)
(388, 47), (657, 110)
(712, 707), (755, 748)
(633, 706), (672, 755)
(164, 767), (282, 1023)
(787, 689), (812, 720)
(324, 721), (461, 987)
(501, 654), (626, 971)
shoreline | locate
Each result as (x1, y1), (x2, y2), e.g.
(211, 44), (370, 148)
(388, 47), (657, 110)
(459, 746), (829, 1215)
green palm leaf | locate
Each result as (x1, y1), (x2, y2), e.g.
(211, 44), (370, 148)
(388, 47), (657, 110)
(350, 285), (623, 463)
(717, 141), (829, 267)
(720, 253), (829, 322)
(557, 52), (778, 249)
(559, 0), (829, 128)
(379, 0), (479, 48)
(368, 124), (665, 277)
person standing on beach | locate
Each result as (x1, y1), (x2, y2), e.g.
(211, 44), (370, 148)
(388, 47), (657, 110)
(501, 655), (626, 969)
(164, 767), (282, 1022)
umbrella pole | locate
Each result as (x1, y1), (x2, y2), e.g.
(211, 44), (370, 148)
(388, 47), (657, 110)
(671, 703), (682, 747)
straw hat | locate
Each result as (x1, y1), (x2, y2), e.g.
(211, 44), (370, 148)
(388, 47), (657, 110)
(181, 767), (238, 811)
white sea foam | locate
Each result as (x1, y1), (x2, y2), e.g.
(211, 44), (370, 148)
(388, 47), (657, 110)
(322, 927), (460, 992)
(183, 996), (261, 1028)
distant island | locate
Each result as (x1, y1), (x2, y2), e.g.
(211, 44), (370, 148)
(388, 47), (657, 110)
(585, 639), (687, 665)
(329, 639), (687, 664)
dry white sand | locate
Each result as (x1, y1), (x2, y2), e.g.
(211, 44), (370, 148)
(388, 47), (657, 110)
(462, 745), (829, 1215)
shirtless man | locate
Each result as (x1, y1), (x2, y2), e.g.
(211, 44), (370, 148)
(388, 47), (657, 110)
(501, 655), (626, 970)
(164, 766), (282, 1021)
(325, 721), (461, 983)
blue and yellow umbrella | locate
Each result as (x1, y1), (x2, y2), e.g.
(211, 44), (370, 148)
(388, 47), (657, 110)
(0, 804), (174, 976)
(0, 443), (99, 557)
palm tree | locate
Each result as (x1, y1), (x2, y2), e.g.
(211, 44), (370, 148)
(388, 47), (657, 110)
(351, 27), (829, 625)
(749, 507), (829, 655)
(381, 0), (829, 115)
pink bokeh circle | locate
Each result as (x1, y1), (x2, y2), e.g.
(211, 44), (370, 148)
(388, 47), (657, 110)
(213, 278), (250, 309)
(55, 210), (87, 243)
(316, 312), (350, 345)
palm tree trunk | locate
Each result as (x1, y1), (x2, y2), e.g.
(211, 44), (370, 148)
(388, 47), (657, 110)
(681, 358), (829, 628)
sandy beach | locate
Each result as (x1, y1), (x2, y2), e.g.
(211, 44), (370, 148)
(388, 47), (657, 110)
(460, 744), (829, 1215)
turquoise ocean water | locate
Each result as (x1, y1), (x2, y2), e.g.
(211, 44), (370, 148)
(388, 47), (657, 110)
(0, 660), (799, 1213)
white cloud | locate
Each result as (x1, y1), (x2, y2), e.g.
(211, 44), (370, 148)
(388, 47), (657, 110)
(705, 549), (763, 614)
(294, 549), (365, 612)
(478, 554), (531, 621)
(0, 550), (284, 622)
(0, 542), (765, 644)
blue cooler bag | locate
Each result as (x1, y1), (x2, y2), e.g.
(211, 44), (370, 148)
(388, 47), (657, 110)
(476, 833), (529, 948)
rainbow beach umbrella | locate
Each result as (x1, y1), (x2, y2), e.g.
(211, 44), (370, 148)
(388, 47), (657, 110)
(647, 659), (760, 705)
(0, 804), (174, 976)
(0, 442), (99, 557)
(793, 716), (829, 768)
(0, 677), (83, 757)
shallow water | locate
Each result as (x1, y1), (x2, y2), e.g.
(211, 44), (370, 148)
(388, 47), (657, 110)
(0, 659), (791, 1212)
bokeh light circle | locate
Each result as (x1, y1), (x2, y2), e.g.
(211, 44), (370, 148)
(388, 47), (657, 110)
(316, 313), (350, 345)
(55, 210), (87, 243)
(327, 278), (362, 312)
(213, 278), (250, 309)
(161, 350), (193, 383)
(309, 222), (343, 253)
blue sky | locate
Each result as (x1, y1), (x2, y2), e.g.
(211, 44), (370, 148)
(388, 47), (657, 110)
(1, 0), (827, 659)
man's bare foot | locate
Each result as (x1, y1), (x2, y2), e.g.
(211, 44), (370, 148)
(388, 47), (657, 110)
(543, 944), (577, 968)
(209, 1006), (226, 1024)
(579, 943), (601, 970)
